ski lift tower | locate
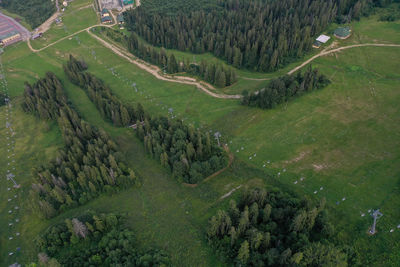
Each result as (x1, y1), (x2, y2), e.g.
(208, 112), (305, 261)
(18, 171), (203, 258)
(368, 209), (383, 235)
(214, 131), (221, 147)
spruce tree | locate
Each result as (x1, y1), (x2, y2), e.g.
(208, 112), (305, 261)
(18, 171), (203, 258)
(216, 70), (226, 87)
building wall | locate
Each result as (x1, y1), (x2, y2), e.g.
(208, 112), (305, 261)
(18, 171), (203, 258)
(1, 33), (21, 46)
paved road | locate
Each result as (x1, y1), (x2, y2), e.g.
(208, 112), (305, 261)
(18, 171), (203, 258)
(0, 12), (31, 40)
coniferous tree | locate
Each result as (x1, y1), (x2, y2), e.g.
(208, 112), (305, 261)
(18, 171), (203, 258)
(242, 67), (330, 109)
(124, 0), (375, 72)
(207, 187), (349, 266)
(23, 72), (136, 219)
(124, 32), (237, 87)
(63, 56), (227, 184)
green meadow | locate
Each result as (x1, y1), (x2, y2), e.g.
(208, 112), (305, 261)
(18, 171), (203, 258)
(0, 4), (399, 266)
(30, 0), (98, 50)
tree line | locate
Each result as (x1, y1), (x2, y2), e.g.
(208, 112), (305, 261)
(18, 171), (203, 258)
(36, 211), (169, 266)
(207, 187), (354, 266)
(64, 56), (227, 184)
(22, 72), (137, 219)
(95, 27), (238, 87)
(64, 55), (139, 127)
(127, 33), (238, 87)
(0, 91), (6, 106)
(124, 0), (378, 72)
(378, 1), (400, 21)
(241, 66), (330, 109)
(0, 0), (56, 29)
(123, 0), (393, 72)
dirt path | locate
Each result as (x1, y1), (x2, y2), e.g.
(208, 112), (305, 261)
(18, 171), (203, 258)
(87, 29), (242, 99)
(28, 31), (400, 99)
(26, 23), (241, 99)
(239, 76), (270, 81)
(26, 1), (400, 100)
(28, 25), (94, 52)
(287, 43), (400, 75)
(77, 4), (94, 11)
(220, 185), (242, 200)
(37, 12), (60, 33)
(36, 0), (60, 34)
(27, 16), (117, 52)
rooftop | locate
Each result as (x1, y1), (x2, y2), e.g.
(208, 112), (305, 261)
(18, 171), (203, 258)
(0, 30), (20, 40)
(334, 27), (351, 38)
(101, 16), (112, 22)
(316, 34), (330, 43)
(313, 40), (322, 48)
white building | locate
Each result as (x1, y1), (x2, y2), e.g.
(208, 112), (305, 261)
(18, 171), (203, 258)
(316, 35), (330, 44)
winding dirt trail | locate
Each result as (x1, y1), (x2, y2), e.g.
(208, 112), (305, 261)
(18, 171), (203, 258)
(287, 43), (400, 75)
(239, 76), (270, 81)
(25, 0), (400, 100)
(87, 29), (241, 99)
(36, 0), (61, 34)
(25, 0), (242, 99)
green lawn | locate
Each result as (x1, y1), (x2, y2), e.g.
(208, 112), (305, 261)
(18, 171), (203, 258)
(30, 0), (98, 50)
(107, 9), (400, 97)
(0, 100), (63, 264)
(1, 7), (400, 266)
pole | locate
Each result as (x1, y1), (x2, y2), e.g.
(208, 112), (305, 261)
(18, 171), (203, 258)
(369, 209), (382, 235)
(214, 132), (221, 147)
(7, 173), (20, 188)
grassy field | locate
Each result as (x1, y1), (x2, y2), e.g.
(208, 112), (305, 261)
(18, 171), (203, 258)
(103, 27), (303, 95)
(107, 10), (400, 97)
(0, 4), (399, 266)
(30, 0), (97, 50)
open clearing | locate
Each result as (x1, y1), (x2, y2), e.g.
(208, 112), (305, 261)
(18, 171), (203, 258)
(1, 3), (400, 266)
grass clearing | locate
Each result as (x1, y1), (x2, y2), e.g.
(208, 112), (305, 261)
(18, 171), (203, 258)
(30, 0), (98, 50)
(1, 8), (399, 266)
(0, 100), (63, 264)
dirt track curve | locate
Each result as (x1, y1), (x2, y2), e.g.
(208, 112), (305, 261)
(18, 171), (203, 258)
(87, 30), (241, 99)
(25, 0), (241, 99)
(287, 43), (400, 75)
(26, 3), (400, 100)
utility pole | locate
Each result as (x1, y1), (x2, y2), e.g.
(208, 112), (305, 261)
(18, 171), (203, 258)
(369, 209), (383, 235)
(214, 131), (221, 147)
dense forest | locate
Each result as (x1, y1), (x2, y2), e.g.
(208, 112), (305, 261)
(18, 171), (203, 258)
(208, 187), (352, 266)
(36, 211), (169, 266)
(0, 0), (55, 29)
(378, 1), (400, 21)
(22, 72), (136, 219)
(0, 91), (6, 106)
(124, 0), (390, 72)
(64, 56), (227, 184)
(241, 66), (330, 109)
